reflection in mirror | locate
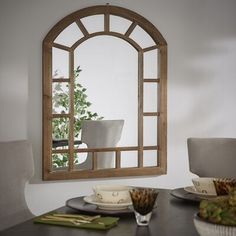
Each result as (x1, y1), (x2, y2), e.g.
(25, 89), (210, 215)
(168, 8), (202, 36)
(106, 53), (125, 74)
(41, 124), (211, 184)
(52, 48), (69, 78)
(110, 15), (132, 34)
(144, 83), (158, 113)
(144, 49), (158, 78)
(81, 15), (104, 33)
(74, 146), (88, 168)
(54, 22), (84, 47)
(79, 120), (124, 169)
(74, 35), (138, 169)
(52, 82), (69, 114)
(143, 117), (158, 146)
(52, 117), (70, 170)
(74, 36), (138, 146)
(52, 117), (69, 141)
(143, 150), (157, 167)
(121, 151), (138, 168)
(52, 153), (69, 170)
(129, 25), (156, 48)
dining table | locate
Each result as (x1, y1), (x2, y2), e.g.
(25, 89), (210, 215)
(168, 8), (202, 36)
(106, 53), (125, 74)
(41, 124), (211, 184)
(0, 189), (200, 236)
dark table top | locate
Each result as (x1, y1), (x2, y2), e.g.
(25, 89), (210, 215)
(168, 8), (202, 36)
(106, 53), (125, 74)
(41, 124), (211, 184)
(0, 189), (200, 236)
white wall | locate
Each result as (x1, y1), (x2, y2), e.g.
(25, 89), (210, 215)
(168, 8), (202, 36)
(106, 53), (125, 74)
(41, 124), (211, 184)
(1, 0), (236, 215)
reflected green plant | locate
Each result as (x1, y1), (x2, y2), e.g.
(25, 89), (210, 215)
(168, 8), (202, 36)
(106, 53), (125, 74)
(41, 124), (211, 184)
(52, 66), (103, 168)
(52, 153), (69, 168)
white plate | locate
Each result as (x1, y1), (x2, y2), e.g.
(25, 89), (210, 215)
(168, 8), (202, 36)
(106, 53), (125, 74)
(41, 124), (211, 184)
(83, 195), (132, 210)
(184, 186), (217, 198)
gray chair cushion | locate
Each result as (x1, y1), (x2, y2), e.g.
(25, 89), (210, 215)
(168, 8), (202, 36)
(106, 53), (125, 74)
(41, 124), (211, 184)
(0, 140), (34, 231)
(187, 138), (236, 178)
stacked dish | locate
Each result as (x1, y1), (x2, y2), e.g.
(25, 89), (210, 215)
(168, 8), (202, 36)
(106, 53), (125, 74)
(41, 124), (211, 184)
(84, 185), (132, 210)
(184, 178), (236, 199)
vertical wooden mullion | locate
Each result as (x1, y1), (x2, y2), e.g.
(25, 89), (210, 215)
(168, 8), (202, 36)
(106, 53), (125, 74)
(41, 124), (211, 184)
(104, 5), (110, 32)
(115, 150), (121, 169)
(156, 48), (160, 167)
(92, 152), (98, 170)
(138, 51), (144, 167)
(158, 45), (167, 172)
(68, 51), (74, 171)
(43, 42), (53, 177)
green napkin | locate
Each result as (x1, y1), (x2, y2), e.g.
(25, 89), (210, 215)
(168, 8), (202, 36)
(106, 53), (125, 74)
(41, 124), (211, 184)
(34, 213), (119, 230)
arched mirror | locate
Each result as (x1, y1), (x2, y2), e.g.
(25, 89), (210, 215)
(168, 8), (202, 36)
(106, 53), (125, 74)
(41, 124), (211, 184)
(43, 5), (167, 180)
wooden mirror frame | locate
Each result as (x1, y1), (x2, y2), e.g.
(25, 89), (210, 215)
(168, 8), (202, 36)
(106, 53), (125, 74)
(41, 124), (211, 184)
(43, 5), (167, 180)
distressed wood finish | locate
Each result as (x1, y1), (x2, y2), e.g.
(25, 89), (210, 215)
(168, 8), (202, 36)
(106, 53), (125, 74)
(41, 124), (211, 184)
(68, 52), (75, 171)
(138, 51), (144, 168)
(158, 45), (167, 171)
(43, 4), (167, 180)
(75, 19), (89, 36)
(44, 166), (165, 180)
(52, 145), (159, 154)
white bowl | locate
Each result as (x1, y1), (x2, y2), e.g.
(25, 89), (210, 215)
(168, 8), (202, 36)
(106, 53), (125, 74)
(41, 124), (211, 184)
(93, 185), (131, 204)
(192, 178), (217, 196)
(194, 214), (236, 236)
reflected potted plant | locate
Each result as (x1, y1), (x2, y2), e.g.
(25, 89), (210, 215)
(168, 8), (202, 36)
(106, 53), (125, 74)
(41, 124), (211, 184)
(52, 66), (103, 168)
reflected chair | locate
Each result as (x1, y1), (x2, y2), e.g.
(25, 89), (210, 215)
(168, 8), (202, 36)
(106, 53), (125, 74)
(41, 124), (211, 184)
(77, 120), (124, 170)
(187, 138), (236, 178)
(0, 140), (34, 231)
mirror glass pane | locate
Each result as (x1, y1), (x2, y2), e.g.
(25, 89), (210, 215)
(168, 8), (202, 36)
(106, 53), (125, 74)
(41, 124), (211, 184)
(143, 116), (157, 146)
(54, 22), (84, 47)
(144, 49), (158, 78)
(143, 83), (158, 112)
(99, 151), (116, 169)
(129, 25), (156, 49)
(121, 151), (138, 168)
(52, 82), (69, 114)
(74, 145), (91, 170)
(81, 15), (104, 33)
(74, 35), (138, 148)
(110, 15), (132, 34)
(52, 47), (69, 78)
(52, 117), (69, 142)
(143, 150), (157, 167)
(52, 153), (69, 170)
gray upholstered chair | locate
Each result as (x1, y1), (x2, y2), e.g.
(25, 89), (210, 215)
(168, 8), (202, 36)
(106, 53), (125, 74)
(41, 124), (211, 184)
(0, 140), (34, 231)
(187, 138), (236, 178)
(78, 120), (124, 170)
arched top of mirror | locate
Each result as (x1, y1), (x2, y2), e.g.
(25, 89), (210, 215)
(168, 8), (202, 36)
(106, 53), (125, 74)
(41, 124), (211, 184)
(44, 5), (167, 52)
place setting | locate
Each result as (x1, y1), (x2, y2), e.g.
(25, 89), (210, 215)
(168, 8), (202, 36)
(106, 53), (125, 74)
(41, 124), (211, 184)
(34, 185), (159, 230)
(66, 185), (134, 215)
(171, 177), (236, 202)
(171, 177), (236, 235)
(34, 185), (133, 230)
(66, 185), (158, 220)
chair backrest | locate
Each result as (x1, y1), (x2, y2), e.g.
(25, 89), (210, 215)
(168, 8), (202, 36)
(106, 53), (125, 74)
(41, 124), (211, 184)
(187, 138), (236, 178)
(0, 140), (34, 231)
(80, 120), (124, 169)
